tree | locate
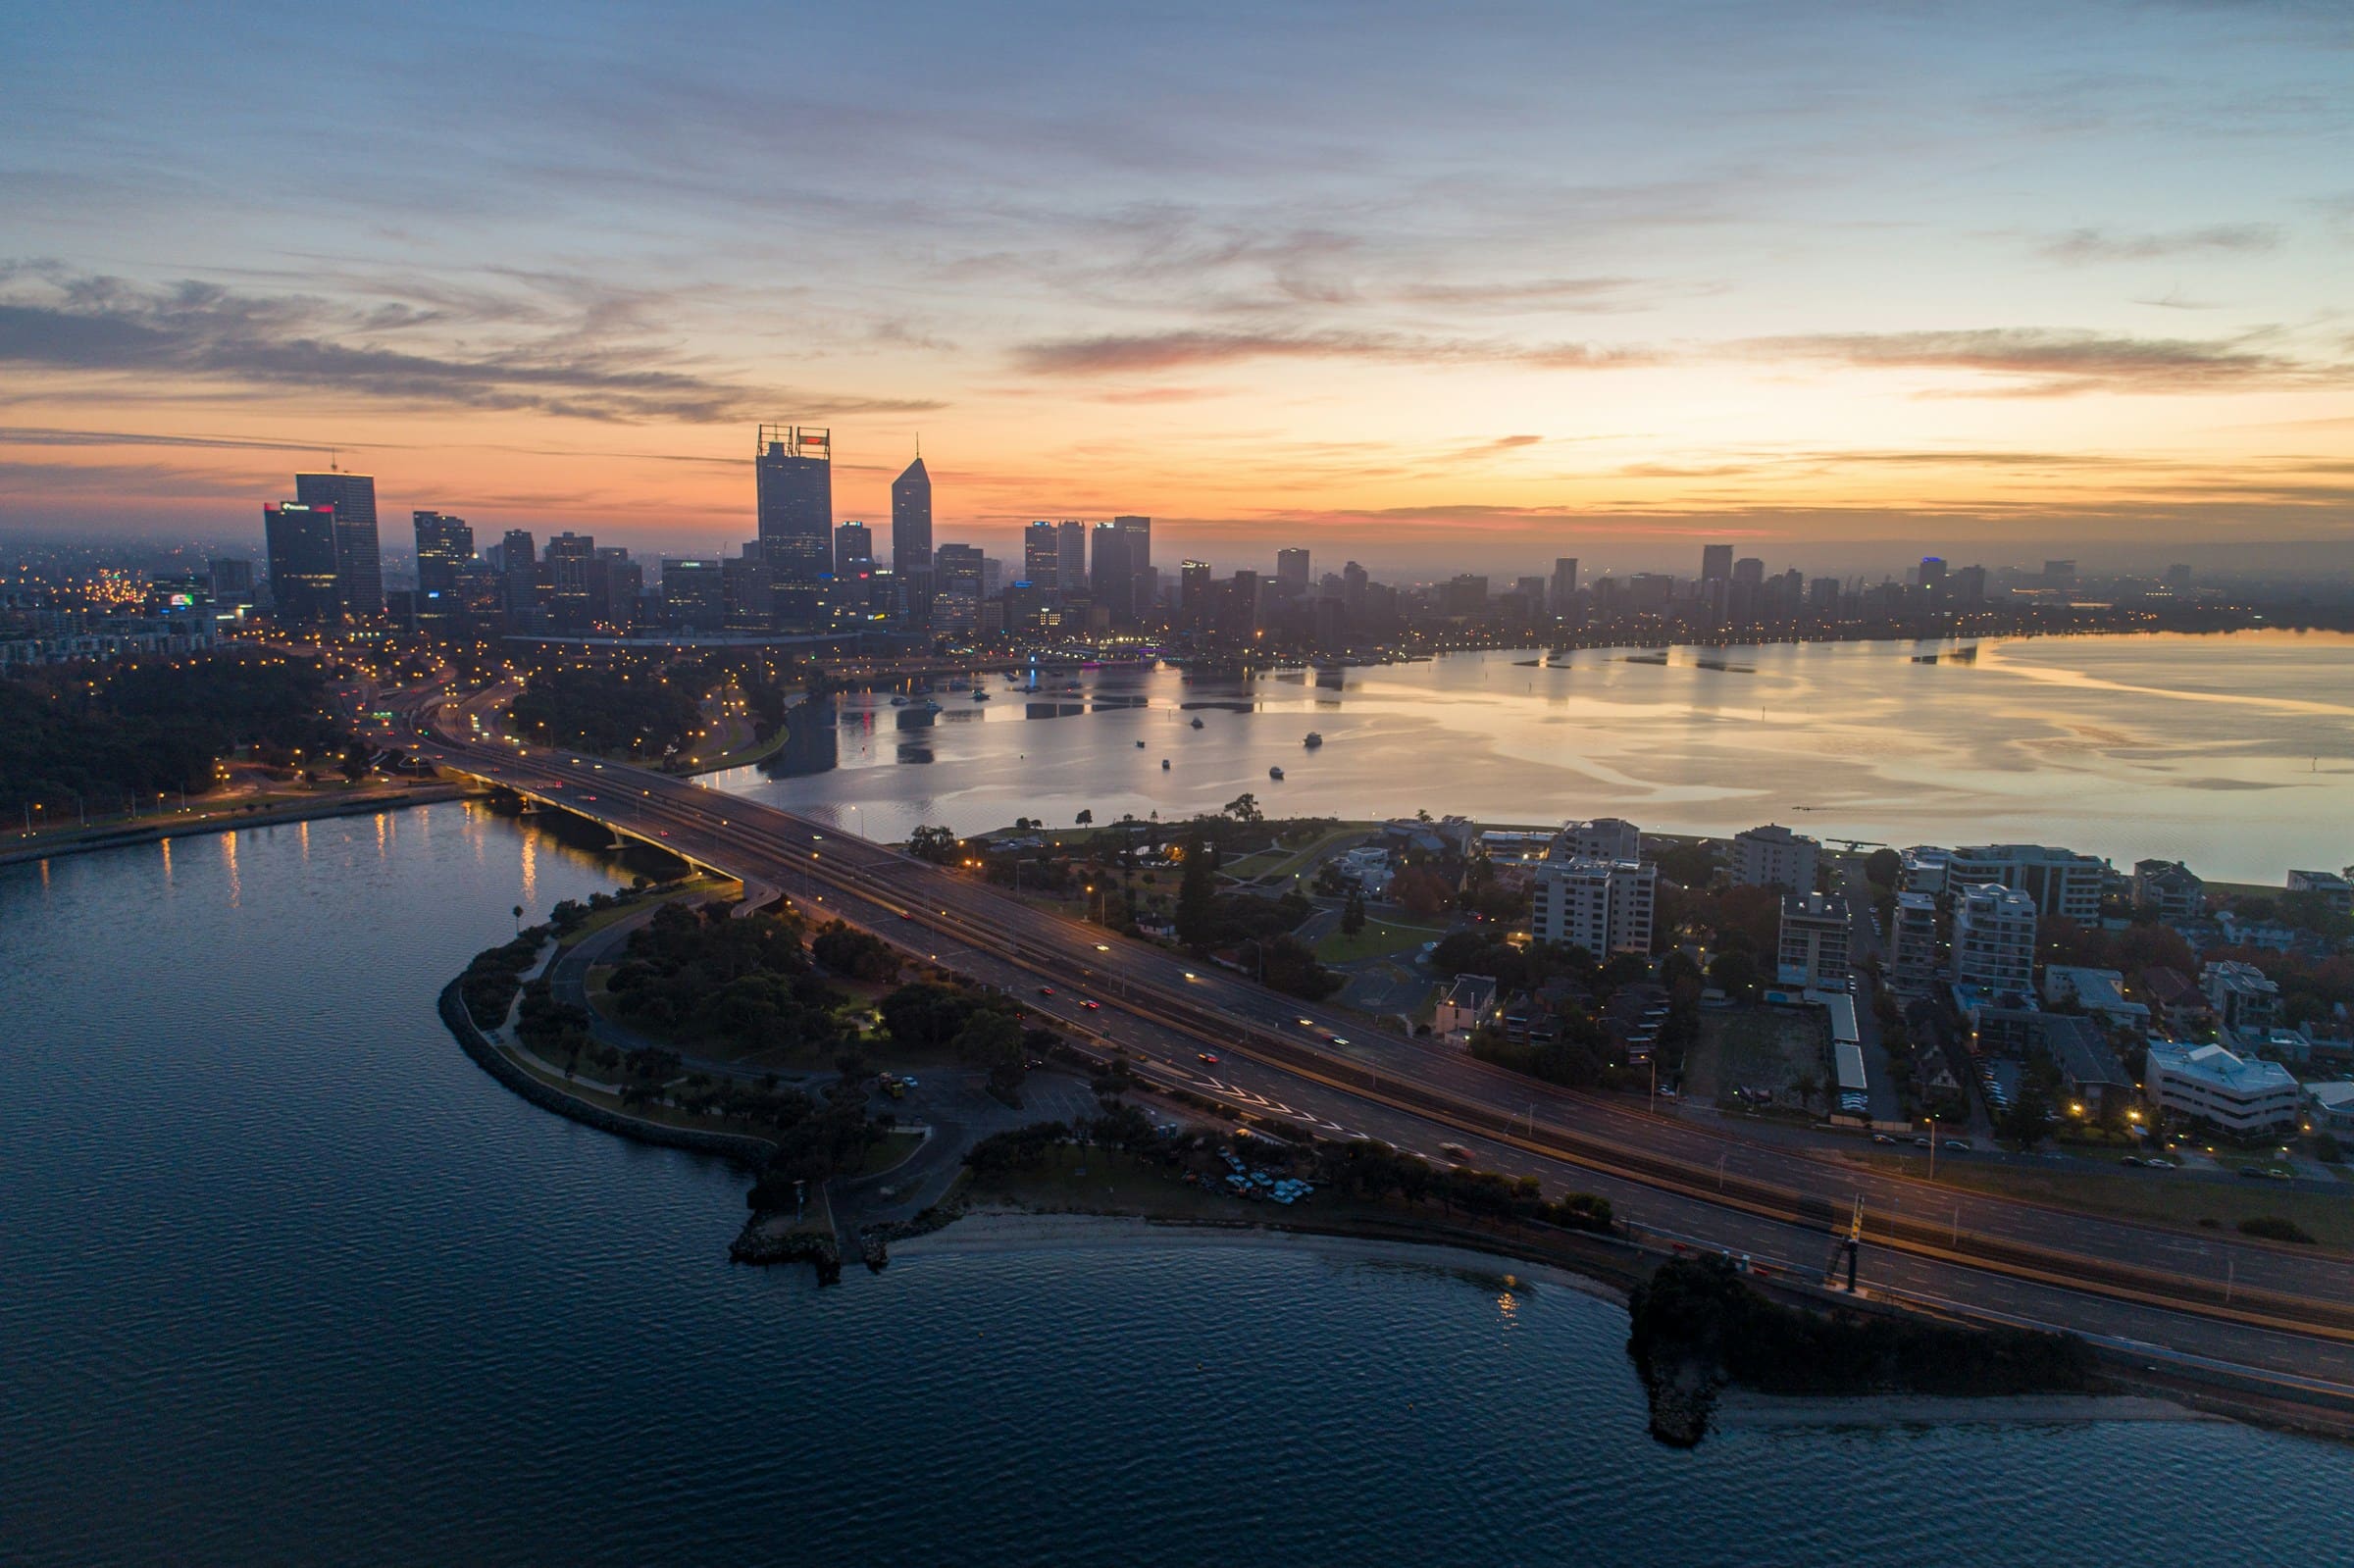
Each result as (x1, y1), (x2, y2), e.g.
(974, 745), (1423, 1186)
(1224, 792), (1262, 825)
(1392, 867), (1453, 920)
(1076, 808), (1094, 826)
(1999, 1085), (2054, 1150)
(906, 823), (960, 864)
(1175, 831), (1218, 949)
(1341, 885), (1366, 936)
(1708, 948), (1760, 1001)
(1865, 847), (1903, 888)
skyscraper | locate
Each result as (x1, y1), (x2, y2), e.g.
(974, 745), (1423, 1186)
(756, 425), (833, 602)
(1055, 521), (1087, 590)
(543, 531), (595, 629)
(1113, 516), (1151, 621)
(412, 511), (473, 596)
(835, 521), (875, 574)
(1180, 559), (1212, 624)
(892, 451), (932, 623)
(500, 530), (537, 624)
(1276, 547), (1310, 592)
(1023, 521), (1059, 589)
(933, 542), (984, 634)
(1550, 558), (1578, 613)
(1089, 522), (1128, 618)
(1701, 543), (1733, 582)
(295, 470), (383, 616)
(263, 502), (340, 623)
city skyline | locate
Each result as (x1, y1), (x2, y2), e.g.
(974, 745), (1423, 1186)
(3, 3), (2352, 567)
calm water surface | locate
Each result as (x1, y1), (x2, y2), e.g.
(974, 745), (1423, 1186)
(3, 804), (2344, 1565)
(730, 632), (2354, 881)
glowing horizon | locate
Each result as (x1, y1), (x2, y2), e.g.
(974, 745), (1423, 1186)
(4, 2), (2351, 577)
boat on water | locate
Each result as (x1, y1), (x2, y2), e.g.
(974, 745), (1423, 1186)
(1303, 732), (1323, 748)
(972, 689), (990, 700)
(1268, 765), (1285, 781)
(909, 699), (942, 714)
(1135, 739), (1146, 748)
(1190, 717), (1204, 730)
(1160, 758), (1170, 770)
(889, 696), (909, 707)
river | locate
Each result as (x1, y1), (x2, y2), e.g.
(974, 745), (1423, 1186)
(723, 631), (2354, 882)
(1, 803), (2342, 1564)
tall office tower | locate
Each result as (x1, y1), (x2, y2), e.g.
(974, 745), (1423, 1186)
(295, 471), (383, 616)
(1276, 547), (1311, 592)
(2163, 563), (2192, 588)
(1701, 543), (1733, 582)
(499, 530), (537, 622)
(723, 545), (773, 631)
(1120, 515), (1157, 621)
(1023, 521), (1059, 589)
(933, 543), (984, 633)
(981, 555), (1003, 600)
(542, 532), (595, 629)
(1951, 564), (1987, 606)
(263, 502), (341, 623)
(206, 557), (255, 606)
(2043, 559), (2077, 588)
(756, 425), (834, 596)
(1343, 560), (1369, 616)
(1550, 557), (1578, 613)
(1180, 559), (1213, 624)
(1055, 520), (1087, 590)
(1089, 521), (1129, 618)
(891, 451), (932, 622)
(412, 512), (473, 596)
(836, 521), (875, 575)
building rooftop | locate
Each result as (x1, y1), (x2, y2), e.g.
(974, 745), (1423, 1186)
(2148, 1040), (2297, 1096)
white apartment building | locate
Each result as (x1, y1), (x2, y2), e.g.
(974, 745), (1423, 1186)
(2287, 869), (2353, 915)
(1952, 883), (2037, 996)
(1899, 846), (1951, 896)
(2145, 1041), (2300, 1134)
(1732, 824), (1820, 892)
(1945, 843), (2108, 925)
(1531, 857), (1655, 956)
(1550, 817), (1642, 864)
(2202, 960), (2282, 1040)
(1775, 892), (1852, 989)
(1890, 890), (1940, 994)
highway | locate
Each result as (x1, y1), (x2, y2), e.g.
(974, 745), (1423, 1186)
(411, 685), (2354, 1393)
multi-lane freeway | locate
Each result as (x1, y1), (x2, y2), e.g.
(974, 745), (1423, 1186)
(412, 683), (2354, 1400)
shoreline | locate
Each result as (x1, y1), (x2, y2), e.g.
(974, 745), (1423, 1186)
(0, 782), (473, 869)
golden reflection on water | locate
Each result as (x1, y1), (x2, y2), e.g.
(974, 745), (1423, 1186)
(221, 831), (239, 907)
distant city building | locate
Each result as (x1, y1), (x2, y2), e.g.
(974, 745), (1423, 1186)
(2287, 869), (2353, 915)
(1531, 857), (1655, 956)
(2131, 858), (2205, 922)
(499, 530), (537, 625)
(412, 511), (472, 598)
(1776, 891), (1852, 989)
(2145, 1041), (2299, 1134)
(1731, 824), (1819, 892)
(1550, 817), (1641, 864)
(836, 521), (875, 577)
(294, 470), (383, 616)
(756, 426), (833, 615)
(542, 531), (595, 629)
(933, 542), (984, 634)
(1953, 883), (2037, 996)
(1549, 557), (1578, 615)
(262, 501), (340, 624)
(1701, 543), (1733, 582)
(660, 559), (724, 631)
(206, 557), (255, 606)
(1055, 520), (1088, 591)
(1022, 522), (1059, 591)
(1945, 843), (2107, 925)
(1276, 547), (1310, 592)
(1890, 890), (1941, 994)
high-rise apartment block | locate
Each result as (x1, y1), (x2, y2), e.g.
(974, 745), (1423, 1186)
(1550, 817), (1641, 864)
(1776, 892), (1852, 989)
(1945, 843), (2107, 925)
(1531, 858), (1655, 955)
(1890, 890), (1940, 994)
(1953, 884), (2037, 996)
(1731, 824), (1819, 892)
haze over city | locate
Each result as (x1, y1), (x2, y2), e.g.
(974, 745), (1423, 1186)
(6, 1), (2353, 576)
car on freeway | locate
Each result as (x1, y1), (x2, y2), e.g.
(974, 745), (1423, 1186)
(657, 830), (670, 837)
(1439, 1142), (1472, 1163)
(1945, 1139), (1972, 1152)
(1872, 1134), (1896, 1144)
(1037, 986), (1055, 997)
(1094, 943), (1110, 952)
(1081, 999), (1100, 1011)
(1197, 1052), (1219, 1065)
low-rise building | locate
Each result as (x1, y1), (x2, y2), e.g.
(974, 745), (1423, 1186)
(2137, 966), (2215, 1037)
(2287, 869), (2354, 915)
(1775, 891), (1852, 989)
(1889, 890), (1940, 995)
(1435, 974), (1501, 1046)
(2144, 1041), (2300, 1134)
(1899, 846), (1951, 896)
(2202, 960), (2282, 1040)
(2040, 1015), (2137, 1120)
(2041, 966), (2149, 1032)
(1732, 824), (1819, 893)
(1550, 817), (1641, 864)
(2305, 1080), (2354, 1131)
(1953, 883), (2036, 996)
(2131, 858), (2205, 922)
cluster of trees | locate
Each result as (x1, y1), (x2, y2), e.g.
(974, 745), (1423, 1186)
(810, 921), (900, 983)
(744, 1082), (887, 1208)
(1310, 1138), (1613, 1229)
(1627, 1253), (2095, 1402)
(507, 662), (706, 758)
(877, 981), (1051, 1100)
(605, 902), (844, 1056)
(1, 652), (352, 814)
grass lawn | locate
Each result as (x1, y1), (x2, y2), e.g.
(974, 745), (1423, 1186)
(556, 877), (730, 948)
(856, 1131), (927, 1177)
(1254, 826), (1365, 885)
(1218, 848), (1288, 883)
(1854, 1153), (2354, 1250)
(973, 1149), (1257, 1222)
(1316, 916), (1446, 965)
(1687, 1008), (1824, 1108)
(691, 724), (791, 774)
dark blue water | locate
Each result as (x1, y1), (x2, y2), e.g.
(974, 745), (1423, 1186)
(2, 805), (2340, 1565)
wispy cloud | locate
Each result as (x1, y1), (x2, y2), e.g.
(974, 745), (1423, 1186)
(1738, 327), (2334, 395)
(1012, 328), (1654, 376)
(0, 270), (943, 423)
(2040, 223), (2280, 262)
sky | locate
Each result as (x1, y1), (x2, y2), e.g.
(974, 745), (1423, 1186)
(3, 0), (2351, 580)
